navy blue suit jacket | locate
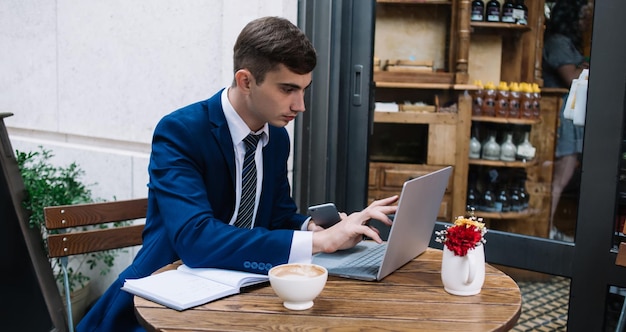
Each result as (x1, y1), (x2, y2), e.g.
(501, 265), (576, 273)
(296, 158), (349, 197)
(78, 89), (308, 331)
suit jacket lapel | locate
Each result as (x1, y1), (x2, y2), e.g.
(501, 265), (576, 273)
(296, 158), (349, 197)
(206, 89), (236, 186)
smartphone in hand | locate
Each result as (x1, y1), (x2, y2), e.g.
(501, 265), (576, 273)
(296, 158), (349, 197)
(307, 203), (341, 228)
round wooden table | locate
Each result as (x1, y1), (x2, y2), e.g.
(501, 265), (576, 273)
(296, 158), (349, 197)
(134, 248), (521, 331)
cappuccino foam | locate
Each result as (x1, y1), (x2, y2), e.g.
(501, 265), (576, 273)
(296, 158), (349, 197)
(272, 265), (324, 278)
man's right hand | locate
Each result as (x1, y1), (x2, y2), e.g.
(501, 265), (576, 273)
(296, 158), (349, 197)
(311, 195), (398, 254)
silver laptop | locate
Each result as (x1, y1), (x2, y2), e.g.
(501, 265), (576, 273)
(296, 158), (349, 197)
(312, 166), (452, 281)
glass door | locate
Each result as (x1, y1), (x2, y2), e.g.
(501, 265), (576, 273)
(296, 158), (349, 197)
(298, 0), (626, 330)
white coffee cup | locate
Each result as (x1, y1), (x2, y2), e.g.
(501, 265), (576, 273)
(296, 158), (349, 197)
(268, 263), (328, 310)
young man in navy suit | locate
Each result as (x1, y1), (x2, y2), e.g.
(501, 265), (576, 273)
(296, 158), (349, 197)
(78, 16), (398, 331)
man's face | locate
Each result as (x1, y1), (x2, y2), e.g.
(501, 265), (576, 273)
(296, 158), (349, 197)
(245, 64), (312, 130)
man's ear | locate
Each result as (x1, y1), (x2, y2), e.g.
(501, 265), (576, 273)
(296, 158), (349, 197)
(234, 69), (253, 92)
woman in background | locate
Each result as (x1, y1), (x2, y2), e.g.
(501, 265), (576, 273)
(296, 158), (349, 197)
(542, 0), (593, 241)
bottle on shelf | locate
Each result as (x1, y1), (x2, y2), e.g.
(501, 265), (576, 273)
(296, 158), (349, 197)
(485, 0), (501, 23)
(471, 0), (485, 22)
(500, 132), (517, 161)
(496, 187), (511, 213)
(479, 168), (499, 212)
(508, 82), (521, 118)
(520, 82), (534, 119)
(495, 81), (510, 118)
(518, 180), (529, 210)
(509, 186), (522, 212)
(482, 132), (501, 161)
(469, 126), (482, 159)
(501, 0), (516, 23)
(514, 0), (528, 25)
(482, 81), (497, 117)
(516, 131), (536, 161)
(532, 83), (542, 119)
(479, 183), (496, 212)
(467, 182), (479, 212)
(472, 80), (484, 116)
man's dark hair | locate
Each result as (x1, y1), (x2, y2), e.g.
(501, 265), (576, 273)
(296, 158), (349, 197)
(232, 16), (317, 85)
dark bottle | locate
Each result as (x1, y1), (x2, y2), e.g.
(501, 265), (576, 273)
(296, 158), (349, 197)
(496, 187), (511, 213)
(480, 168), (499, 212)
(471, 0), (485, 22)
(509, 187), (522, 212)
(480, 186), (497, 212)
(467, 186), (479, 212)
(518, 181), (529, 210)
(514, 0), (528, 25)
(485, 0), (501, 23)
(501, 0), (516, 23)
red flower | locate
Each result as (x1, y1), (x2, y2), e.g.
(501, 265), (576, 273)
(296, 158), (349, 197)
(444, 225), (483, 256)
(435, 216), (487, 256)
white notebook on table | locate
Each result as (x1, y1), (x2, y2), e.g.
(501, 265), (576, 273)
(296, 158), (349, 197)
(122, 264), (268, 311)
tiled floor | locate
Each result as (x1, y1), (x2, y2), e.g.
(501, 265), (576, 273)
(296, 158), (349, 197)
(512, 276), (570, 331)
(511, 275), (624, 331)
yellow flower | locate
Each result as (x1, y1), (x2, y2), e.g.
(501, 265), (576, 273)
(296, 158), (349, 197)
(454, 216), (485, 230)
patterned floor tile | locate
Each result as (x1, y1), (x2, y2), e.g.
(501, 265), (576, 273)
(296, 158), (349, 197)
(512, 276), (570, 332)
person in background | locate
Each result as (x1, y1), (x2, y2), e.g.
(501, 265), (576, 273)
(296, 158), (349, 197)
(77, 16), (398, 331)
(542, 0), (593, 241)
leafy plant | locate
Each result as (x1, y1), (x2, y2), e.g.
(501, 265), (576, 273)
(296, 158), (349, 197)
(17, 146), (122, 292)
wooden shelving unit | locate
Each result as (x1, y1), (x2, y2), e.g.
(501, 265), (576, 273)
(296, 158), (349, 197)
(468, 159), (537, 168)
(470, 21), (532, 32)
(475, 210), (534, 220)
(472, 116), (540, 125)
(369, 94), (472, 222)
(370, 0), (555, 237)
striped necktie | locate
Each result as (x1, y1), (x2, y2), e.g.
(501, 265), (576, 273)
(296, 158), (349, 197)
(234, 133), (261, 229)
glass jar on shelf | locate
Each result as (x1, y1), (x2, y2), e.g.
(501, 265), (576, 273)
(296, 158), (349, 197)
(482, 132), (501, 161)
(516, 131), (536, 161)
(500, 132), (517, 161)
(469, 127), (482, 159)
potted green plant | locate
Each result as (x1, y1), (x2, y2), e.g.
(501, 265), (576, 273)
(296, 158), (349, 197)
(16, 146), (123, 323)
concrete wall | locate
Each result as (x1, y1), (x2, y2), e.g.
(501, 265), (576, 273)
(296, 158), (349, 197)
(1, 0), (298, 304)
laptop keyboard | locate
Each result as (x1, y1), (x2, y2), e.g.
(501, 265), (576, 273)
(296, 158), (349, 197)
(340, 243), (387, 275)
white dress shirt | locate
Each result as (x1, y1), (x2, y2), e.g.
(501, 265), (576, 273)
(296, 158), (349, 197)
(221, 88), (312, 263)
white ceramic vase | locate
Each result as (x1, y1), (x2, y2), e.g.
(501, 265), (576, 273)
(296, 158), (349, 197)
(441, 245), (485, 296)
